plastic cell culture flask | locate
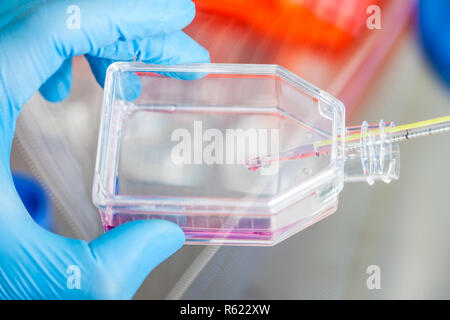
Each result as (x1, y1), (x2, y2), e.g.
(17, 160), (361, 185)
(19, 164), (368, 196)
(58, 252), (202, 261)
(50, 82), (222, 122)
(93, 62), (398, 246)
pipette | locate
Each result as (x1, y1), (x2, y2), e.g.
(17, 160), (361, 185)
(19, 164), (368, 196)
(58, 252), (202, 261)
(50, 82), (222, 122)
(246, 115), (450, 171)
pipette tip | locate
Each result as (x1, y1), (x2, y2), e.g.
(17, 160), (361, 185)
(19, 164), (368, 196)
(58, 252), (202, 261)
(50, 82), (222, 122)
(245, 157), (263, 171)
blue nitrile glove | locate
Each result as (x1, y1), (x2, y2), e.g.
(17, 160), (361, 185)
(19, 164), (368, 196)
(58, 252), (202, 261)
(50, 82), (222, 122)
(418, 0), (450, 87)
(0, 0), (210, 299)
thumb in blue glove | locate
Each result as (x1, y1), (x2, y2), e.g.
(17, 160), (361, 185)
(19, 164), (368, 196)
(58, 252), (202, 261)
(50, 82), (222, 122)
(0, 0), (210, 299)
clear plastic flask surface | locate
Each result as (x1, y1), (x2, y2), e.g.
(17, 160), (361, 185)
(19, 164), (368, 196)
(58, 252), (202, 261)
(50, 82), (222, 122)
(93, 63), (398, 245)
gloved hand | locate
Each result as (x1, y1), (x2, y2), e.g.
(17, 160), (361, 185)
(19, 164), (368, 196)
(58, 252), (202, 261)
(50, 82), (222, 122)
(0, 0), (209, 299)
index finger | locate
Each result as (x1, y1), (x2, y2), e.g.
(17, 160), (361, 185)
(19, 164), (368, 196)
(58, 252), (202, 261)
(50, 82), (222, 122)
(0, 0), (196, 111)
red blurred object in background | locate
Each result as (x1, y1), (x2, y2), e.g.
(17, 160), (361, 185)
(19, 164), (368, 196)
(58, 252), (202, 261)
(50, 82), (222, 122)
(194, 0), (382, 50)
(187, 0), (414, 116)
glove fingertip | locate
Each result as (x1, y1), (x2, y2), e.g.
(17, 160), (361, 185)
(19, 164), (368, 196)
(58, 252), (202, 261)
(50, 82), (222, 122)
(88, 219), (185, 299)
(128, 219), (186, 256)
(39, 59), (73, 103)
(39, 81), (71, 103)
